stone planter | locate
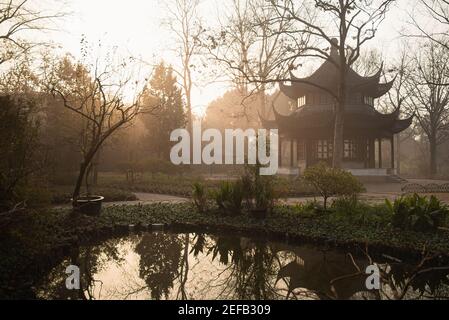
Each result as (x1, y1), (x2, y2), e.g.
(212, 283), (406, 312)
(73, 196), (105, 216)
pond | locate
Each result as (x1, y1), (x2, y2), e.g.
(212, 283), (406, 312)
(36, 231), (449, 300)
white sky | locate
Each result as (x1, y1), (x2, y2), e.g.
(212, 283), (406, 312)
(30, 0), (436, 116)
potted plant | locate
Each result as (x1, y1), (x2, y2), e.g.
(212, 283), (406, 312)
(72, 163), (104, 216)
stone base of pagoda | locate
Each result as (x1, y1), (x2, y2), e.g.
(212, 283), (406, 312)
(277, 167), (300, 176)
(347, 168), (397, 176)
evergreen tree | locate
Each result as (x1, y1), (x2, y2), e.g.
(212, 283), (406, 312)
(142, 62), (186, 160)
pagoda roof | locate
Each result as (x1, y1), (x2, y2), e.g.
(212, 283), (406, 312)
(260, 103), (414, 138)
(280, 56), (394, 99)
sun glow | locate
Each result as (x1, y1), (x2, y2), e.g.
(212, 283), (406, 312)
(52, 0), (225, 116)
(26, 0), (433, 116)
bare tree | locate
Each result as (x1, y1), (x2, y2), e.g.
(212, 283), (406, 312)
(47, 56), (157, 205)
(383, 45), (416, 174)
(409, 0), (449, 51)
(0, 0), (64, 65)
(405, 41), (449, 177)
(165, 0), (203, 134)
(204, 0), (302, 121)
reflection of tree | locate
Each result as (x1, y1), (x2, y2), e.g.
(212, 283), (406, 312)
(377, 255), (449, 300)
(37, 237), (127, 300)
(135, 232), (183, 300)
(205, 236), (279, 300)
(177, 234), (190, 299)
(276, 248), (369, 300)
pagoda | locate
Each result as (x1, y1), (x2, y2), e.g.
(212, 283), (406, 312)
(260, 41), (413, 176)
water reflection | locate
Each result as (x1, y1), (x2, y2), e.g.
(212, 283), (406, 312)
(36, 232), (449, 300)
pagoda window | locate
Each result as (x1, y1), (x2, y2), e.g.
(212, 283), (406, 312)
(344, 139), (357, 159)
(364, 96), (374, 106)
(320, 94), (330, 105)
(298, 96), (306, 107)
(316, 140), (333, 159)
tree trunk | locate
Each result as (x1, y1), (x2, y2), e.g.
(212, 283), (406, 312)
(429, 137), (437, 177)
(73, 161), (88, 205)
(72, 149), (98, 204)
(333, 41), (346, 169)
(333, 104), (344, 169)
(259, 83), (267, 120)
(396, 133), (401, 175)
(333, 75), (345, 168)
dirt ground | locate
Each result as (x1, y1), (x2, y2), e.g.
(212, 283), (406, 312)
(95, 178), (449, 207)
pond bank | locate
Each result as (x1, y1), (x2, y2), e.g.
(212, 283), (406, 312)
(2, 201), (449, 299)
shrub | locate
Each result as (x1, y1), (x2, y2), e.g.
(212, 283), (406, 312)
(241, 164), (281, 213)
(330, 197), (391, 227)
(303, 162), (365, 210)
(254, 176), (276, 211)
(213, 181), (244, 215)
(290, 200), (323, 217)
(192, 182), (208, 213)
(386, 194), (449, 232)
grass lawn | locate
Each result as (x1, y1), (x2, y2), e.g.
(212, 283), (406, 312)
(48, 172), (318, 204)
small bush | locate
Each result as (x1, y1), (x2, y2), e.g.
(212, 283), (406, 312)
(303, 162), (365, 210)
(330, 197), (391, 226)
(192, 182), (208, 213)
(386, 194), (449, 232)
(292, 200), (323, 217)
(213, 181), (244, 215)
(241, 164), (281, 213)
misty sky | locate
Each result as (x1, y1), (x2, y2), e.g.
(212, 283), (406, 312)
(34, 0), (434, 116)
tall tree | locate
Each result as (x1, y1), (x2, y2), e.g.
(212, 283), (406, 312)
(165, 0), (202, 135)
(204, 0), (301, 121)
(383, 45), (416, 174)
(405, 41), (449, 176)
(0, 96), (42, 211)
(141, 62), (186, 160)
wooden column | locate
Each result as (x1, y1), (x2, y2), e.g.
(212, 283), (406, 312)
(278, 136), (282, 167)
(391, 136), (395, 169)
(369, 138), (375, 168)
(305, 140), (311, 168)
(378, 138), (382, 169)
(290, 139), (294, 167)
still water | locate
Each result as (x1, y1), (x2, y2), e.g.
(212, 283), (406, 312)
(36, 232), (449, 300)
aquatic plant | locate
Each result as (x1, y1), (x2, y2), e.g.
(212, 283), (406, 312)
(192, 182), (208, 213)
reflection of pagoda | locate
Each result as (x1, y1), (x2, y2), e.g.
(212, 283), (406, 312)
(274, 246), (372, 300)
(261, 39), (413, 176)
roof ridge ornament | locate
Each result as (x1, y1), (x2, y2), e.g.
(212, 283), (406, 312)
(330, 38), (339, 61)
